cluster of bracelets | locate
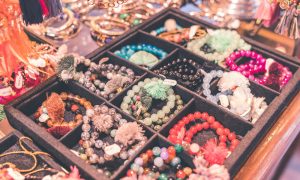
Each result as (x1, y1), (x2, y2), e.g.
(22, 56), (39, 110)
(125, 145), (193, 180)
(79, 104), (147, 178)
(153, 58), (204, 89)
(114, 44), (167, 68)
(226, 50), (292, 91)
(120, 78), (184, 130)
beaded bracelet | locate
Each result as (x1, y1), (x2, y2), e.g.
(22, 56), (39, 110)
(57, 55), (137, 100)
(124, 145), (193, 180)
(153, 58), (204, 89)
(187, 29), (251, 64)
(168, 111), (239, 165)
(79, 105), (147, 178)
(225, 50), (292, 91)
(114, 44), (167, 68)
(202, 71), (268, 123)
(120, 78), (184, 130)
(202, 70), (224, 103)
(34, 92), (93, 138)
(78, 57), (136, 100)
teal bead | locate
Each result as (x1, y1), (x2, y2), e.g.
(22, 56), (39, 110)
(130, 163), (140, 172)
(152, 146), (161, 156)
(127, 49), (135, 56)
(120, 13), (129, 19)
(174, 144), (183, 153)
(158, 173), (168, 180)
(78, 147), (84, 154)
(132, 45), (137, 51)
(133, 19), (140, 25)
(171, 157), (181, 166)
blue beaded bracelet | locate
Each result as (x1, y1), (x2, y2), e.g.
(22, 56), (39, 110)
(114, 43), (167, 60)
(151, 25), (182, 36)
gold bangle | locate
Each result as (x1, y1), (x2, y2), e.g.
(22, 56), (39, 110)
(90, 17), (129, 36)
(44, 8), (74, 33)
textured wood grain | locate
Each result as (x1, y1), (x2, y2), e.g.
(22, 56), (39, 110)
(235, 92), (300, 180)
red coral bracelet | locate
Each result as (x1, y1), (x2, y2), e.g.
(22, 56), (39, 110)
(167, 111), (239, 165)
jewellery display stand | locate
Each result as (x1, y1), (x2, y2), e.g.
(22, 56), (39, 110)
(0, 131), (63, 177)
(4, 8), (300, 179)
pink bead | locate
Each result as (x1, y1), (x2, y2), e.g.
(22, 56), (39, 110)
(234, 51), (241, 58)
(231, 64), (238, 70)
(226, 59), (233, 66)
(240, 50), (246, 56)
(132, 105), (136, 110)
(230, 54), (237, 60)
(236, 67), (242, 72)
(245, 50), (251, 57)
(253, 66), (259, 73)
(260, 58), (266, 65)
(242, 71), (250, 77)
(258, 79), (264, 84)
(257, 65), (265, 71)
(136, 96), (140, 101)
(249, 60), (255, 65)
(248, 75), (255, 80)
(256, 54), (262, 60)
(249, 63), (254, 69)
(244, 64), (249, 70)
(251, 51), (257, 59)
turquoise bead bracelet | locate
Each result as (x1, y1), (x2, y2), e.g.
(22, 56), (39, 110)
(151, 25), (182, 36)
(114, 44), (167, 60)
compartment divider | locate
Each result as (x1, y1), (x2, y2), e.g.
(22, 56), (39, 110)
(149, 48), (180, 71)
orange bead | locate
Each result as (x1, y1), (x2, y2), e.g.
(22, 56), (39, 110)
(141, 153), (149, 164)
(79, 98), (86, 105)
(146, 150), (153, 158)
(60, 92), (68, 100)
(84, 101), (92, 107)
(167, 146), (176, 156)
(127, 169), (135, 176)
(75, 114), (83, 121)
(79, 139), (83, 145)
(47, 120), (54, 127)
(143, 168), (150, 174)
(183, 167), (192, 176)
(176, 170), (186, 179)
(168, 153), (175, 161)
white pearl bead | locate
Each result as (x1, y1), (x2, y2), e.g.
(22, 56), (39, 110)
(86, 109), (95, 118)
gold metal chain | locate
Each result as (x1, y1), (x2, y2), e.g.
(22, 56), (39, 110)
(87, 0), (128, 8)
